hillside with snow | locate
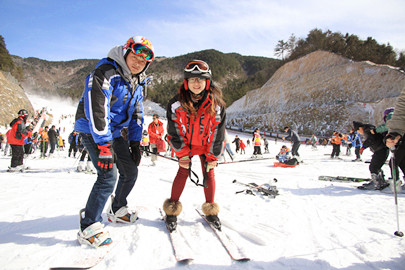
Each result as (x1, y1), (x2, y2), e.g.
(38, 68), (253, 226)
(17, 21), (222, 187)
(227, 51), (405, 136)
(0, 95), (405, 270)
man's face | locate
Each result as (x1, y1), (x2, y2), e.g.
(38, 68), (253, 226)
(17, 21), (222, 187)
(126, 51), (147, 75)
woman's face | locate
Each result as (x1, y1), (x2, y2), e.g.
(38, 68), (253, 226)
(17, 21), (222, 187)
(187, 77), (206, 98)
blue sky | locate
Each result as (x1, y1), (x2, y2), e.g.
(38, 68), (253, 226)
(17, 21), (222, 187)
(1, 0), (405, 61)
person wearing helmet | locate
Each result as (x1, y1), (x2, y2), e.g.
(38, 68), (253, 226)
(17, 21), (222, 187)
(163, 60), (226, 231)
(7, 109), (32, 171)
(74, 36), (155, 247)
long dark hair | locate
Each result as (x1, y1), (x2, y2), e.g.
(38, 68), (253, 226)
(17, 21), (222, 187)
(178, 82), (226, 116)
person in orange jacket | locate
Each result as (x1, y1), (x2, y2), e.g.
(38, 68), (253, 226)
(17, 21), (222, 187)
(330, 131), (343, 158)
(148, 114), (165, 165)
(7, 109), (32, 171)
(38, 126), (50, 158)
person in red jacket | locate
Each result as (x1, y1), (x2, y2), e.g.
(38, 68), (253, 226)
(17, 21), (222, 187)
(163, 60), (226, 232)
(7, 109), (32, 171)
(148, 114), (164, 166)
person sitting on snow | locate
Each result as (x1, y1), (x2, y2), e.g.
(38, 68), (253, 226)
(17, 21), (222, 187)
(277, 145), (291, 163)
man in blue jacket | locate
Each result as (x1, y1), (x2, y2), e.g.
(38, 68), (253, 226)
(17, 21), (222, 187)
(74, 36), (154, 247)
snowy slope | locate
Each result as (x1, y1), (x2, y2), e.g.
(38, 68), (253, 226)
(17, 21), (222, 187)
(0, 95), (405, 270)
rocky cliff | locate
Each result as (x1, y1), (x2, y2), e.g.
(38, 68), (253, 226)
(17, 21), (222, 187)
(0, 71), (34, 127)
(226, 50), (405, 136)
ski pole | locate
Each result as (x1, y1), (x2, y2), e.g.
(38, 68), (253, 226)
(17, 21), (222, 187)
(219, 156), (274, 165)
(142, 149), (178, 162)
(390, 153), (403, 237)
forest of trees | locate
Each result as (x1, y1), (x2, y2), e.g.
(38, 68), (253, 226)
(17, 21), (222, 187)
(0, 35), (23, 81)
(274, 29), (405, 68)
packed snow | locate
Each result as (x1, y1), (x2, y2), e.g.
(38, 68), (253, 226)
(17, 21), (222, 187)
(1, 95), (405, 270)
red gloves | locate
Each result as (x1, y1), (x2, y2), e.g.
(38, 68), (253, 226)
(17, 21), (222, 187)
(97, 144), (114, 172)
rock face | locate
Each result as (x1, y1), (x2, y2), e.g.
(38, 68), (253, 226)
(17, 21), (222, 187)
(0, 71), (34, 127)
(226, 50), (405, 136)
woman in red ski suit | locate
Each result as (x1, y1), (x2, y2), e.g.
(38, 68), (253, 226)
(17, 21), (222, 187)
(163, 60), (226, 231)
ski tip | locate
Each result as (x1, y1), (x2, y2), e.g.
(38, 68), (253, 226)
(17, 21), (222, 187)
(177, 258), (194, 264)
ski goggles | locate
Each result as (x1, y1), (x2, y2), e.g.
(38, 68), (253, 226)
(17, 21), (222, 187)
(131, 44), (154, 61)
(184, 60), (210, 73)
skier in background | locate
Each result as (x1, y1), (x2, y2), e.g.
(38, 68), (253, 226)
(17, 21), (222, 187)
(263, 137), (269, 153)
(330, 131), (343, 159)
(283, 126), (302, 162)
(252, 128), (262, 157)
(140, 130), (150, 156)
(7, 109), (32, 171)
(239, 139), (246, 154)
(163, 60), (226, 232)
(148, 114), (164, 166)
(348, 128), (362, 161)
(232, 135), (241, 153)
(68, 130), (79, 158)
(310, 134), (318, 149)
(38, 126), (49, 158)
(74, 36), (155, 247)
(48, 125), (58, 157)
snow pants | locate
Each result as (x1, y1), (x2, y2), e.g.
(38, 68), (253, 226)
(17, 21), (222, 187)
(355, 146), (361, 159)
(79, 133), (138, 230)
(369, 147), (389, 175)
(253, 145), (262, 155)
(331, 143), (340, 158)
(10, 144), (24, 167)
(291, 141), (301, 157)
(170, 155), (216, 204)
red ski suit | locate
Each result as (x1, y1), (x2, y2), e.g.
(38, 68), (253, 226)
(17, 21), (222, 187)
(166, 92), (226, 203)
(7, 117), (32, 145)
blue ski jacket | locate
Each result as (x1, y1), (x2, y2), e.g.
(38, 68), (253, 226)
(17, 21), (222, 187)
(349, 131), (362, 148)
(74, 57), (145, 145)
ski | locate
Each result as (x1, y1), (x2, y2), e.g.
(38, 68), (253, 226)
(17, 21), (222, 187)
(195, 209), (250, 261)
(318, 175), (370, 182)
(219, 156), (274, 165)
(159, 209), (194, 263)
(49, 243), (117, 270)
(232, 179), (279, 197)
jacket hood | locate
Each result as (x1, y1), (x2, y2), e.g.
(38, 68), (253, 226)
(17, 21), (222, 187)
(107, 45), (132, 79)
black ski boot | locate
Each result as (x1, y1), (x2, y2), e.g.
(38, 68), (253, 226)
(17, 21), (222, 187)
(162, 199), (182, 232)
(165, 215), (177, 232)
(206, 215), (221, 231)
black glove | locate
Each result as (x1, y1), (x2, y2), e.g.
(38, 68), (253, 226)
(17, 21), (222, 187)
(97, 144), (114, 172)
(130, 141), (141, 166)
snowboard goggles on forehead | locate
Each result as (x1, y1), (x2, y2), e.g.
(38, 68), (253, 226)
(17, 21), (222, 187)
(131, 44), (154, 61)
(184, 61), (210, 72)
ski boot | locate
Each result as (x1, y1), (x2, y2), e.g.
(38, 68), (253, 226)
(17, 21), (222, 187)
(165, 215), (178, 232)
(107, 195), (138, 224)
(77, 161), (86, 172)
(358, 173), (388, 190)
(77, 209), (112, 247)
(202, 202), (221, 231)
(163, 199), (182, 232)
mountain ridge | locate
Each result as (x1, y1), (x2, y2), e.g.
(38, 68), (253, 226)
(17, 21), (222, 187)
(227, 50), (405, 135)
